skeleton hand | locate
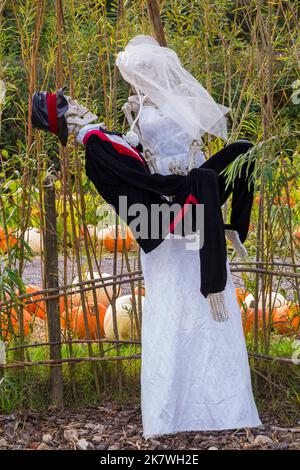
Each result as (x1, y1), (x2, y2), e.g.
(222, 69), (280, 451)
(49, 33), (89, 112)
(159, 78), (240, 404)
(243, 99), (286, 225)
(64, 96), (99, 135)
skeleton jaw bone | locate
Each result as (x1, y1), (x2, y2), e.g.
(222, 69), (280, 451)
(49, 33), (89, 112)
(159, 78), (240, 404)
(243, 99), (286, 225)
(64, 96), (99, 135)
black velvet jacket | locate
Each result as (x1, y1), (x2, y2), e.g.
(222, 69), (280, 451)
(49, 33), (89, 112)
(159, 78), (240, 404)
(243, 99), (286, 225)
(84, 129), (254, 299)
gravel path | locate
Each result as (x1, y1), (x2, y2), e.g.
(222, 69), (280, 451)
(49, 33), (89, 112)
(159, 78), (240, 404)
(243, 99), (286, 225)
(20, 254), (138, 294)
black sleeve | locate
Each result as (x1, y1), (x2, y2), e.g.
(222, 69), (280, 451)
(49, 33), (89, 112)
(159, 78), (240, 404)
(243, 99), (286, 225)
(136, 142), (144, 153)
(85, 134), (183, 197)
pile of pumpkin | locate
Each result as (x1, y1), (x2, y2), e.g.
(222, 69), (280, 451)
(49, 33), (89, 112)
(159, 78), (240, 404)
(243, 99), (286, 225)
(0, 274), (143, 343)
(0, 226), (42, 254)
(0, 224), (136, 255)
(0, 285), (44, 341)
(236, 288), (300, 335)
(83, 224), (135, 253)
(0, 227), (18, 253)
(60, 272), (143, 341)
(2, 278), (299, 343)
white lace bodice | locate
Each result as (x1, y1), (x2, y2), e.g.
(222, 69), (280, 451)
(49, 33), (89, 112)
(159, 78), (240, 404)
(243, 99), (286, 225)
(138, 106), (206, 175)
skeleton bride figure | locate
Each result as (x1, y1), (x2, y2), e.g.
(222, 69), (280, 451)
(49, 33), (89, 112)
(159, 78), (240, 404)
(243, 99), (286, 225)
(116, 36), (261, 437)
(32, 35), (261, 438)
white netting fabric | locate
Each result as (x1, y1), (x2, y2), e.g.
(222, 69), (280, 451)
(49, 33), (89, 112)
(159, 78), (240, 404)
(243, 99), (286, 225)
(116, 35), (229, 141)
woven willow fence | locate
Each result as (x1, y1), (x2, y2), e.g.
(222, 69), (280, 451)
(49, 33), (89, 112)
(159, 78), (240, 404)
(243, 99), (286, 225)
(1, 260), (299, 371)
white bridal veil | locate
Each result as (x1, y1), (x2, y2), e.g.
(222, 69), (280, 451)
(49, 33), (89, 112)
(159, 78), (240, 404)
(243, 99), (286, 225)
(116, 35), (229, 141)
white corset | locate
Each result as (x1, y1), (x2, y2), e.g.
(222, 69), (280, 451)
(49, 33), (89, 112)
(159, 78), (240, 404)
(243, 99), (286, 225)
(138, 106), (205, 175)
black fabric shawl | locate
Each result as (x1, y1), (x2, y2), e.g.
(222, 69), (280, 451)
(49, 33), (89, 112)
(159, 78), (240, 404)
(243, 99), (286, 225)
(84, 131), (227, 298)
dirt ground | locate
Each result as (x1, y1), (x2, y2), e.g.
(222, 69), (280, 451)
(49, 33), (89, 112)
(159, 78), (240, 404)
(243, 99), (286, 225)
(0, 403), (299, 450)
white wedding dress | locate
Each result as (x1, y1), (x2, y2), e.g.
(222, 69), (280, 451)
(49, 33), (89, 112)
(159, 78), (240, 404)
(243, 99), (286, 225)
(138, 106), (262, 438)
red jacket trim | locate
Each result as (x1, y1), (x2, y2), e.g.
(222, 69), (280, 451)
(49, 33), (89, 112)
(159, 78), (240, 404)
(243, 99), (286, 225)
(83, 129), (145, 166)
(46, 93), (58, 135)
(169, 193), (200, 233)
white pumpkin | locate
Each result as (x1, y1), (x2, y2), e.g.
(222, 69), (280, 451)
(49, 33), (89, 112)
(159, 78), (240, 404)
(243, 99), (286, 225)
(104, 294), (143, 341)
(96, 226), (110, 243)
(22, 227), (42, 254)
(244, 292), (287, 310)
(72, 271), (118, 307)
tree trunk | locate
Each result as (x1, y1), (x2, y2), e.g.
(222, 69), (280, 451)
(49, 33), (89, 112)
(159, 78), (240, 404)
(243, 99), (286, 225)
(43, 175), (64, 408)
(147, 0), (167, 46)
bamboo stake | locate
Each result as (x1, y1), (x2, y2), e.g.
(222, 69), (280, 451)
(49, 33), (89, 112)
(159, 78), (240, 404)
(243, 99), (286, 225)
(112, 0), (125, 127)
(96, 3), (109, 122)
(66, 168), (101, 396)
(111, 215), (123, 391)
(123, 242), (141, 338)
(11, 0), (45, 362)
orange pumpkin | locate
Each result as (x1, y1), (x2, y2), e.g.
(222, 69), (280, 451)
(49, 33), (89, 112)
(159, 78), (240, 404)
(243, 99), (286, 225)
(240, 307), (271, 335)
(0, 307), (32, 342)
(254, 195), (260, 206)
(17, 285), (46, 319)
(60, 293), (103, 325)
(272, 303), (300, 334)
(65, 303), (107, 339)
(255, 194), (296, 208)
(72, 272), (116, 307)
(248, 223), (255, 233)
(102, 225), (133, 253)
(59, 294), (81, 316)
(60, 294), (84, 329)
(240, 307), (254, 335)
(21, 291), (80, 322)
(235, 288), (249, 307)
(69, 293), (82, 307)
(0, 227), (18, 253)
(134, 286), (145, 296)
(273, 194), (296, 208)
(60, 305), (77, 330)
(293, 228), (300, 248)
